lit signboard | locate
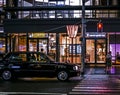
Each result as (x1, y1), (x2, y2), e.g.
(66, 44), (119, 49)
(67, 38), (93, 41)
(86, 32), (106, 38)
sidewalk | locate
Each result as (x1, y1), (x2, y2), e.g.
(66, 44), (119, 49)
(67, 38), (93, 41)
(85, 65), (120, 75)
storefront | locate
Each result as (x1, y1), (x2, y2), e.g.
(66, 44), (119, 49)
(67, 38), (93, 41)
(3, 32), (81, 64)
(0, 31), (107, 65)
(1, 32), (120, 65)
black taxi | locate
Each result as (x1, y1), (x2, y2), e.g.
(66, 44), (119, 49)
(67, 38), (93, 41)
(0, 52), (80, 81)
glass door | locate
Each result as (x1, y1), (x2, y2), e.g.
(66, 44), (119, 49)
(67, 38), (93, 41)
(86, 38), (106, 64)
(28, 38), (48, 53)
(96, 39), (106, 63)
(86, 39), (95, 63)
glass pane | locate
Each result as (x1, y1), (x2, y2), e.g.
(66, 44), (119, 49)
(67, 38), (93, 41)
(39, 39), (47, 53)
(29, 39), (37, 51)
(49, 33), (56, 53)
(110, 44), (120, 62)
(86, 39), (95, 63)
(96, 39), (106, 63)
(18, 35), (26, 51)
(0, 38), (5, 53)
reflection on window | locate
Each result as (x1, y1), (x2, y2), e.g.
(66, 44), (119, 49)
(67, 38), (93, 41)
(9, 54), (23, 62)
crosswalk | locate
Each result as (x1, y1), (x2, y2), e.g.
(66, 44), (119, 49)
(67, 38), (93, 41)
(69, 69), (120, 95)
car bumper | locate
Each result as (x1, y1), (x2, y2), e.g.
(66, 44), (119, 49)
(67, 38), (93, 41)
(70, 71), (80, 77)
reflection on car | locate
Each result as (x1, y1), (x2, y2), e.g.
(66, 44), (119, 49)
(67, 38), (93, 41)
(0, 52), (80, 81)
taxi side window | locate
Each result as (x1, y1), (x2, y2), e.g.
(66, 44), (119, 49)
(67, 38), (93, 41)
(38, 54), (48, 63)
(9, 54), (23, 62)
(19, 54), (27, 61)
(28, 54), (37, 62)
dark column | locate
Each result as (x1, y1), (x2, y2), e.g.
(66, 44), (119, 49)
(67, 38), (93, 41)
(56, 33), (59, 62)
(118, 0), (120, 17)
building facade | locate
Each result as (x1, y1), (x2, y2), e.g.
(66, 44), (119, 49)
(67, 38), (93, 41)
(0, 0), (120, 65)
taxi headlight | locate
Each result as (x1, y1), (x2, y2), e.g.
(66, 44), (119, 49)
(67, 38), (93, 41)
(73, 66), (79, 70)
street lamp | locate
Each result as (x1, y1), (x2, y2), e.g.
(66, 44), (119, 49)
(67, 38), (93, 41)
(81, 0), (86, 76)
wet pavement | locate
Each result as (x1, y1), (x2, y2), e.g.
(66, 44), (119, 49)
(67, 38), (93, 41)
(68, 66), (120, 95)
(1, 66), (120, 95)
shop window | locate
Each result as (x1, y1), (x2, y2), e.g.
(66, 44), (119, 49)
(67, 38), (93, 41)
(18, 35), (26, 51)
(110, 44), (120, 61)
(109, 33), (120, 64)
(86, 40), (95, 63)
(59, 33), (81, 64)
(49, 33), (56, 59)
(0, 38), (5, 53)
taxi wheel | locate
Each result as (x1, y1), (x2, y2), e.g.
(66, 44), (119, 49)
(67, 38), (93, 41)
(2, 70), (13, 81)
(57, 70), (69, 81)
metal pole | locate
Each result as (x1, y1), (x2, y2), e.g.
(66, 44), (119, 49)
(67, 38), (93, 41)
(71, 37), (73, 63)
(81, 0), (86, 76)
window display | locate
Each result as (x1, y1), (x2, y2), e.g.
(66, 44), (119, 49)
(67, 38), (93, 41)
(59, 33), (81, 64)
(69, 44), (81, 54)
(0, 38), (5, 53)
(110, 44), (120, 62)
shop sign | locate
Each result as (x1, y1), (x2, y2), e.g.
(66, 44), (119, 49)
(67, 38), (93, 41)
(32, 33), (46, 38)
(86, 32), (106, 38)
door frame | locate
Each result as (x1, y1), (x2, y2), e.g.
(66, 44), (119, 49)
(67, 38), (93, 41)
(85, 38), (107, 65)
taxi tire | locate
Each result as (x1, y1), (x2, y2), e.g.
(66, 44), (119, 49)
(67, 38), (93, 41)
(1, 70), (13, 81)
(57, 70), (69, 81)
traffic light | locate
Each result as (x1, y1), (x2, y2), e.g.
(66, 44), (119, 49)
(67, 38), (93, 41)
(97, 22), (103, 32)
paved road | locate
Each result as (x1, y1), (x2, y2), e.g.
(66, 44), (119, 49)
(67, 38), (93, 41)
(0, 77), (80, 95)
(0, 66), (120, 95)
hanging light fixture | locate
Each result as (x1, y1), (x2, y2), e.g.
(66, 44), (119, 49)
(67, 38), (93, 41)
(66, 25), (78, 38)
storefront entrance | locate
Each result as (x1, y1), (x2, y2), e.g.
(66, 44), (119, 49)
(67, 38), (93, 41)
(86, 38), (107, 65)
(28, 38), (48, 53)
